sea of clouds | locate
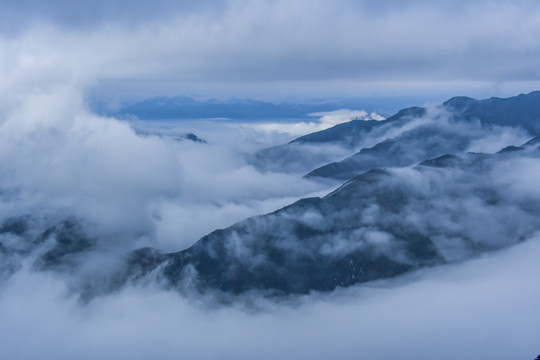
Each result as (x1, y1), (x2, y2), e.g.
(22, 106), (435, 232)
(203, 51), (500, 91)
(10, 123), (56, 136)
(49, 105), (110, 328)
(1, 1), (540, 358)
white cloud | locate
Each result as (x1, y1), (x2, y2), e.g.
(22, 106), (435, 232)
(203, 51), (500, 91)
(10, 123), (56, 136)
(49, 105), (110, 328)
(0, 59), (332, 249)
(0, 233), (539, 359)
(249, 109), (385, 136)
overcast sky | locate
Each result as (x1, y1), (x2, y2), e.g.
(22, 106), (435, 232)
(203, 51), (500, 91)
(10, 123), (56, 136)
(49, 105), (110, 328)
(1, 0), (540, 102)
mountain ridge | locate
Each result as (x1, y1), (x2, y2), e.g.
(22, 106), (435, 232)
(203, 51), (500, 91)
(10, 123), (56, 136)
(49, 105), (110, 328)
(303, 90), (540, 181)
(121, 135), (540, 296)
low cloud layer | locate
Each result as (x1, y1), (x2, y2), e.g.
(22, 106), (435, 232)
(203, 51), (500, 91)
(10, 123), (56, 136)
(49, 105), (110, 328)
(127, 139), (540, 296)
(1, 2), (540, 358)
(1, 64), (539, 359)
(1, 80), (539, 360)
(1, 234), (539, 359)
(251, 109), (385, 136)
(0, 81), (331, 255)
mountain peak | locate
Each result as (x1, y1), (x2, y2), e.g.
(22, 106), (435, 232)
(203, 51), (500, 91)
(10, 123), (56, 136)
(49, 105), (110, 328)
(442, 96), (477, 109)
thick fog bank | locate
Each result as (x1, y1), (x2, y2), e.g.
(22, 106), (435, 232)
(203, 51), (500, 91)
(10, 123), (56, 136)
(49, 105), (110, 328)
(1, 234), (539, 360)
(0, 94), (331, 252)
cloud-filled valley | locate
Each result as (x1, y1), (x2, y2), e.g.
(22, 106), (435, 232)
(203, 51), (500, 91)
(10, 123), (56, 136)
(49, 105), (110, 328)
(2, 74), (540, 359)
(2, 89), (540, 360)
(2, 1), (540, 359)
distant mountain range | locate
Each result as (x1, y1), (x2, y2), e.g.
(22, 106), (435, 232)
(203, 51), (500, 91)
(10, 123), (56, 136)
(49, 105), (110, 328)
(251, 107), (425, 173)
(254, 91), (540, 179)
(106, 96), (421, 120)
(3, 91), (540, 298)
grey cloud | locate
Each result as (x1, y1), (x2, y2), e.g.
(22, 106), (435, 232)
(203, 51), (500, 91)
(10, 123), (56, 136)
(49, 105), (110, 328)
(2, 0), (540, 101)
(0, 0), (228, 32)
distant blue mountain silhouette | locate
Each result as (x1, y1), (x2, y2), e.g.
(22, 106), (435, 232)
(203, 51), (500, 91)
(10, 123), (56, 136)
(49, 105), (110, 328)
(109, 96), (424, 120)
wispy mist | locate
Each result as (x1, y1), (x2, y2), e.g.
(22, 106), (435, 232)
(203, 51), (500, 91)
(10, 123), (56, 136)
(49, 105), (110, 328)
(1, 1), (540, 359)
